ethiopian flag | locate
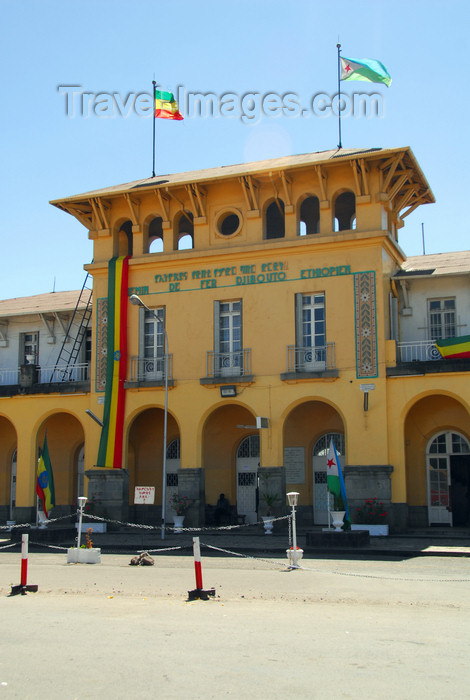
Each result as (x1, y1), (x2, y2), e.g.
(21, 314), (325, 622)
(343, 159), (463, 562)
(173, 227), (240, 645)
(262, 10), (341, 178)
(435, 335), (470, 359)
(97, 256), (130, 468)
(36, 433), (55, 518)
(340, 56), (391, 87)
(154, 89), (184, 120)
(326, 439), (350, 526)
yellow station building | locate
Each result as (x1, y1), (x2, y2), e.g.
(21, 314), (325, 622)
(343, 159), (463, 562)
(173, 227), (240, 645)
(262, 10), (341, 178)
(1, 146), (469, 531)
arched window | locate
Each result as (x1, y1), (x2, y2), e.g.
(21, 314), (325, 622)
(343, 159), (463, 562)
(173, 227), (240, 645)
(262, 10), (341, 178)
(237, 434), (260, 459)
(148, 217), (164, 254)
(299, 196), (320, 236)
(426, 431), (470, 526)
(313, 433), (345, 456)
(265, 199), (285, 239)
(167, 438), (180, 460)
(118, 220), (133, 256)
(334, 192), (356, 231)
(177, 212), (194, 249)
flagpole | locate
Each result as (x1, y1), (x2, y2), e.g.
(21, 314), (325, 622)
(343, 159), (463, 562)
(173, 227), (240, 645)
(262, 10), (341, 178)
(336, 43), (342, 149)
(152, 80), (156, 178)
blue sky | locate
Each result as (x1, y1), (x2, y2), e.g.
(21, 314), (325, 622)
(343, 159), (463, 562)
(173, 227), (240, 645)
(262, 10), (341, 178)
(1, 0), (469, 298)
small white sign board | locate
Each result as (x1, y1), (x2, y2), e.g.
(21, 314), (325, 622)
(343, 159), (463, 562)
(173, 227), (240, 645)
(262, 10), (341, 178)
(134, 486), (155, 505)
(360, 383), (375, 392)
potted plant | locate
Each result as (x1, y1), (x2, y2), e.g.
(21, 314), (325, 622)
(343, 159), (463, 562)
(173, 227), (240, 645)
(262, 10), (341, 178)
(330, 493), (346, 531)
(259, 472), (281, 534)
(286, 545), (304, 566)
(351, 497), (389, 536)
(169, 494), (193, 532)
(67, 528), (101, 564)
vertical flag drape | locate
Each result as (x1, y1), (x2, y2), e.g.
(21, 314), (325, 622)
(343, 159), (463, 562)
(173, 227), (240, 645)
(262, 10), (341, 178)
(326, 439), (350, 527)
(36, 432), (55, 518)
(97, 255), (130, 468)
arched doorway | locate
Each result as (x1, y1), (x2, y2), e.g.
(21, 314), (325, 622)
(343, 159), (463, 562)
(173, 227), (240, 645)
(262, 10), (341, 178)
(128, 407), (179, 517)
(38, 413), (85, 512)
(404, 394), (470, 527)
(312, 433), (345, 524)
(202, 403), (256, 514)
(283, 400), (345, 524)
(236, 434), (259, 523)
(426, 431), (470, 526)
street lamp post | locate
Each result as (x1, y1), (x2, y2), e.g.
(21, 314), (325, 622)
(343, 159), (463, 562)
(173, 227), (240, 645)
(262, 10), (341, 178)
(129, 294), (169, 540)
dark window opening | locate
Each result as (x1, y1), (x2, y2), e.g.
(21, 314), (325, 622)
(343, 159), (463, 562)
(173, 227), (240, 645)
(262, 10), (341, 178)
(334, 192), (356, 231)
(265, 199), (285, 239)
(148, 217), (163, 253)
(299, 196), (320, 235)
(119, 220), (133, 256)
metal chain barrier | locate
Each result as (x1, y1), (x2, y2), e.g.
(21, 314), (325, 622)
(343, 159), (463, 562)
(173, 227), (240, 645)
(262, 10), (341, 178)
(202, 542), (289, 569)
(28, 541), (68, 551)
(138, 545), (190, 554)
(0, 513), (76, 530)
(297, 562), (470, 582)
(76, 512), (290, 534)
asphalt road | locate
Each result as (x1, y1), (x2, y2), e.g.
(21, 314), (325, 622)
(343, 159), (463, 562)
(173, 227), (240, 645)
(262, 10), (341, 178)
(0, 551), (469, 699)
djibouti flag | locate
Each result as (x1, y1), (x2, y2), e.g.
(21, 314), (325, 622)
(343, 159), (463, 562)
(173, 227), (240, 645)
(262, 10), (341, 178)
(341, 56), (392, 87)
(326, 439), (350, 526)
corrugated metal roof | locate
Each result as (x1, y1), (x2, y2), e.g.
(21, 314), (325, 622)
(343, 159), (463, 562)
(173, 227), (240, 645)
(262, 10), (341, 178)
(51, 146), (432, 205)
(396, 251), (470, 277)
(0, 290), (86, 318)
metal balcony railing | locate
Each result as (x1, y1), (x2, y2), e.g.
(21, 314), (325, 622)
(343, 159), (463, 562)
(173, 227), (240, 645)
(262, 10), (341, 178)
(0, 364), (90, 386)
(129, 355), (173, 382)
(0, 368), (20, 386)
(44, 363), (90, 383)
(396, 340), (442, 362)
(206, 349), (251, 378)
(286, 344), (335, 373)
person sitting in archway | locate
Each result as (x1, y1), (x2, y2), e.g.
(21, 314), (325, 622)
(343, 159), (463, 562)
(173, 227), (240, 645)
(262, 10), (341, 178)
(214, 493), (231, 525)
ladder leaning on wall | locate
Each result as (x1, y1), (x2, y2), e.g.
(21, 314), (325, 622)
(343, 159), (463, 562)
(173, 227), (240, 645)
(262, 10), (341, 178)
(49, 274), (93, 383)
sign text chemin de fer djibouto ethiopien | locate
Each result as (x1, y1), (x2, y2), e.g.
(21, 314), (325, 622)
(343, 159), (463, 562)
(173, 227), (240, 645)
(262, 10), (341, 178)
(128, 260), (352, 295)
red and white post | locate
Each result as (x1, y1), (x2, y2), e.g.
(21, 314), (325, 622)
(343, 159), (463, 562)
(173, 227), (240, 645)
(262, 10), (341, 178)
(187, 536), (215, 600)
(11, 533), (38, 596)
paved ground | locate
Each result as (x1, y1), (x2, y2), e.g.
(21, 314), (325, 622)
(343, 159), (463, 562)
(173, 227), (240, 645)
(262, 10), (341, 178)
(1, 546), (469, 699)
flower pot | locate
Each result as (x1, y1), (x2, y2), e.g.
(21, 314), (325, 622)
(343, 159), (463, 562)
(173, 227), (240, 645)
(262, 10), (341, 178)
(75, 523), (107, 533)
(330, 510), (346, 531)
(262, 516), (275, 535)
(351, 524), (389, 536)
(67, 547), (101, 564)
(286, 548), (304, 566)
(172, 515), (185, 532)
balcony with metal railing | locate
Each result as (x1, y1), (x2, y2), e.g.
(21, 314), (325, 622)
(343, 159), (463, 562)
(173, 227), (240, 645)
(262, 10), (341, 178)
(388, 339), (470, 376)
(281, 343), (338, 380)
(396, 340), (442, 362)
(0, 362), (90, 396)
(127, 355), (174, 386)
(200, 348), (253, 385)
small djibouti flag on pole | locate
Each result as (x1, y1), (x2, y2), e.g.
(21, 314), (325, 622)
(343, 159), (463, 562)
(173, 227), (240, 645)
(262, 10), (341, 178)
(326, 439), (350, 525)
(340, 56), (391, 87)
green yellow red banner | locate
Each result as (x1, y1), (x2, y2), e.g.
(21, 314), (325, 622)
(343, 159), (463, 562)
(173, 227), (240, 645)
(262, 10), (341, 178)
(97, 256), (130, 468)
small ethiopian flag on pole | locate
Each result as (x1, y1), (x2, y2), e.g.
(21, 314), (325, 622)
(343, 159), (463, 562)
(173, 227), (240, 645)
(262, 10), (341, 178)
(340, 56), (391, 87)
(154, 89), (184, 120)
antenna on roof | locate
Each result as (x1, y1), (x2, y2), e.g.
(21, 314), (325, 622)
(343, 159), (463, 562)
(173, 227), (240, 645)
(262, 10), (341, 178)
(52, 276), (56, 293)
(421, 222), (426, 256)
